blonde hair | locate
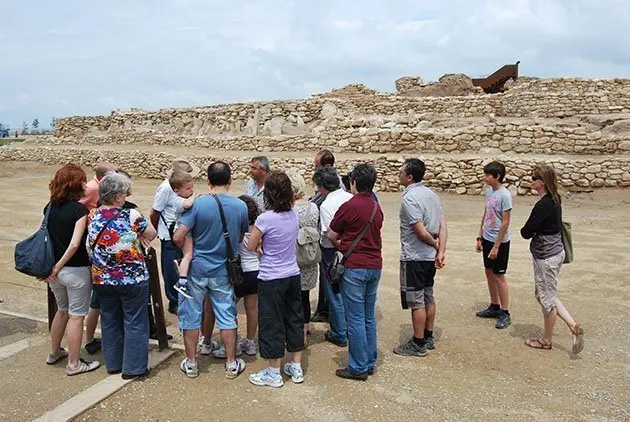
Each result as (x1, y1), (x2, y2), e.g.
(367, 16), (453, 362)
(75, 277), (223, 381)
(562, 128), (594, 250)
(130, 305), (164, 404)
(169, 170), (193, 190)
(532, 164), (561, 205)
(285, 168), (307, 200)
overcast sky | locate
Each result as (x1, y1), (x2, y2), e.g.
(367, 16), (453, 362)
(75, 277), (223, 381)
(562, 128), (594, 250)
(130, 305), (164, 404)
(1, 0), (629, 128)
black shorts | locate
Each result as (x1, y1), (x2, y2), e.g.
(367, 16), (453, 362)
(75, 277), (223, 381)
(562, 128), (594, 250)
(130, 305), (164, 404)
(89, 291), (100, 309)
(400, 261), (436, 310)
(482, 239), (510, 275)
(258, 275), (304, 359)
(234, 271), (259, 298)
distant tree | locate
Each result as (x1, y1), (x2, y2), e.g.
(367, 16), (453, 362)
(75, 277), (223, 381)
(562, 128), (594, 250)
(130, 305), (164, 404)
(21, 121), (29, 134)
(50, 116), (57, 128)
(32, 118), (39, 129)
(0, 123), (5, 131)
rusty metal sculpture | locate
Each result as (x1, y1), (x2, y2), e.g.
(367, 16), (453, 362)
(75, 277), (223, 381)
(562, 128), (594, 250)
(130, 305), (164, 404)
(472, 61), (520, 93)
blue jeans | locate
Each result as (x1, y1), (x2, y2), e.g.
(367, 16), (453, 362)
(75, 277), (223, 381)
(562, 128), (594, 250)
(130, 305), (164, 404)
(322, 248), (347, 343)
(315, 245), (329, 315)
(160, 240), (182, 310)
(341, 268), (381, 375)
(94, 281), (150, 375)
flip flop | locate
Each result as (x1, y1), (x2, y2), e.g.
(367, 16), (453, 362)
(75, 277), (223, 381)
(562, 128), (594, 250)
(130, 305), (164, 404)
(525, 339), (552, 350)
(571, 323), (584, 354)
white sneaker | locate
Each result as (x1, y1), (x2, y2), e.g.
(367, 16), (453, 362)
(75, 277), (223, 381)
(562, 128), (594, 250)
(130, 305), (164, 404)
(225, 358), (246, 379)
(283, 362), (305, 383)
(239, 338), (257, 356)
(180, 358), (199, 378)
(249, 367), (284, 388)
(200, 340), (219, 355)
(212, 342), (242, 358)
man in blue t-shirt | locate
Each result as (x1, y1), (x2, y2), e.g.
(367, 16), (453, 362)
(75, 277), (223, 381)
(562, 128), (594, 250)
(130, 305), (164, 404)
(173, 161), (248, 380)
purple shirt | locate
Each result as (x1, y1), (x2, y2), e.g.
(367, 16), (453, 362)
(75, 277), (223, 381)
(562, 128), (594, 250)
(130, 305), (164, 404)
(255, 209), (300, 281)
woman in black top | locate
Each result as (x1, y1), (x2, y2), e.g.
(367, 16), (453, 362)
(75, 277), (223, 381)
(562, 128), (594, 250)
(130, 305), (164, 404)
(42, 164), (100, 375)
(520, 164), (584, 354)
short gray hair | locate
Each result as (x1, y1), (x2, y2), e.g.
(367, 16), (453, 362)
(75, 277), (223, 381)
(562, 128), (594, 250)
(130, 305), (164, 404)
(251, 156), (270, 173)
(99, 171), (131, 205)
(285, 168), (307, 200)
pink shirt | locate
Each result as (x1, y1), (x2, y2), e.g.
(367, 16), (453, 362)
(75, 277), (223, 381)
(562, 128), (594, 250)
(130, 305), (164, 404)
(80, 176), (100, 210)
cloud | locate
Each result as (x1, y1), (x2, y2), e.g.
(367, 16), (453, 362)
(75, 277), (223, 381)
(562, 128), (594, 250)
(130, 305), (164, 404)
(0, 0), (628, 128)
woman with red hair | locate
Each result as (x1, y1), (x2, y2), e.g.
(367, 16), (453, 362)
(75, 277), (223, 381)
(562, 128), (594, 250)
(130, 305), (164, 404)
(43, 164), (101, 375)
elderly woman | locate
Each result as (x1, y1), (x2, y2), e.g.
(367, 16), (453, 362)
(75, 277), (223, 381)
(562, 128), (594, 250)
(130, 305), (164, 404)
(247, 172), (304, 388)
(43, 164), (100, 375)
(286, 168), (320, 343)
(521, 164), (584, 353)
(87, 172), (157, 378)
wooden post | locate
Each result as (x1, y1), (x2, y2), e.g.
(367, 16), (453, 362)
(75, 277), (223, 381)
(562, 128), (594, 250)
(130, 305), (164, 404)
(47, 284), (57, 331)
(145, 247), (169, 350)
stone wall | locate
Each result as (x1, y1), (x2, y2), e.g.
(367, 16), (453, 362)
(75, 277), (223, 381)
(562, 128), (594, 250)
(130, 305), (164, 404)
(51, 77), (630, 157)
(3, 145), (629, 194)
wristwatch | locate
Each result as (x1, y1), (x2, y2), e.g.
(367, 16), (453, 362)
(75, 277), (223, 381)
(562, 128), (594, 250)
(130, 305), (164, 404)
(476, 237), (483, 242)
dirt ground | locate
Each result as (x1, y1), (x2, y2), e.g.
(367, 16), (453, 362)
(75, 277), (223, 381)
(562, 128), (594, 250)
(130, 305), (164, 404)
(0, 162), (628, 421)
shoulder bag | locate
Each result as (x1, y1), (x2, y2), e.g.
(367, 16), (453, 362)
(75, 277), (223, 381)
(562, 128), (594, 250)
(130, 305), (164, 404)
(212, 195), (244, 285)
(14, 203), (55, 278)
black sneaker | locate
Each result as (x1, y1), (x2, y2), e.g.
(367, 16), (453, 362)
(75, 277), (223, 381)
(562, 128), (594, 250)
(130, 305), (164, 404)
(335, 368), (368, 381)
(84, 338), (102, 355)
(393, 339), (428, 357)
(149, 332), (174, 341)
(324, 330), (347, 347)
(425, 337), (436, 350)
(476, 306), (502, 318)
(495, 312), (512, 329)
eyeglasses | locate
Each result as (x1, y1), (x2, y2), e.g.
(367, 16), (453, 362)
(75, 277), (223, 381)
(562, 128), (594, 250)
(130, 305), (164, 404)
(531, 175), (541, 181)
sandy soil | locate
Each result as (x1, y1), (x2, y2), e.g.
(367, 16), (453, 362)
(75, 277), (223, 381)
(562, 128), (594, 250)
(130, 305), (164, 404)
(0, 162), (628, 421)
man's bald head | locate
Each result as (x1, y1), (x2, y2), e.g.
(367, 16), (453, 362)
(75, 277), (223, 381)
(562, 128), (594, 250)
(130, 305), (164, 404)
(94, 162), (117, 179)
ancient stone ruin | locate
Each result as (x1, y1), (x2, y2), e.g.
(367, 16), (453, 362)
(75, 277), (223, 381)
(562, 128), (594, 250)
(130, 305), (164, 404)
(2, 76), (630, 194)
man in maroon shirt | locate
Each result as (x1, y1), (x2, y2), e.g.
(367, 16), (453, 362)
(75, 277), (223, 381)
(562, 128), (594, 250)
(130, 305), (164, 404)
(327, 163), (383, 381)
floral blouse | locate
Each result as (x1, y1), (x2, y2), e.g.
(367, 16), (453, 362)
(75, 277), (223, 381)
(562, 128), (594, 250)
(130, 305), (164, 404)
(86, 207), (148, 286)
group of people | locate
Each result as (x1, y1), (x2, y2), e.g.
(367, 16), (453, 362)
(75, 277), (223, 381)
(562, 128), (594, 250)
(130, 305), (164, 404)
(39, 148), (584, 385)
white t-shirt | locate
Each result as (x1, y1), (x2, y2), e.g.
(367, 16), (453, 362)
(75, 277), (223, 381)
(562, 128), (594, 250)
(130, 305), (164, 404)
(240, 231), (260, 272)
(152, 179), (185, 241)
(319, 188), (353, 249)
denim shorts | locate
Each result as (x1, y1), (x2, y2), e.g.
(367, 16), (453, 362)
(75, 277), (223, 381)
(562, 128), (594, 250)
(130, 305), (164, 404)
(178, 275), (237, 330)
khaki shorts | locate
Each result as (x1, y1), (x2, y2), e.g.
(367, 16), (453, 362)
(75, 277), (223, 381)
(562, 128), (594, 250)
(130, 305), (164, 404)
(49, 266), (92, 317)
(533, 251), (565, 315)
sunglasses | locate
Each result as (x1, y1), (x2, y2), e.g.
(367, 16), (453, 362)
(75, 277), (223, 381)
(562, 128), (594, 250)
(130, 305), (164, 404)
(531, 175), (541, 181)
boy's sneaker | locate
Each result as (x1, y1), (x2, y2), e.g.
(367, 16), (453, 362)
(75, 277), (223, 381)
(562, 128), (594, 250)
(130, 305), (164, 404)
(496, 312), (512, 329)
(174, 278), (193, 299)
(239, 338), (257, 356)
(84, 338), (102, 355)
(393, 339), (428, 357)
(200, 339), (219, 355)
(249, 367), (284, 388)
(225, 358), (246, 379)
(212, 342), (243, 358)
(180, 358), (199, 378)
(425, 337), (436, 350)
(476, 306), (502, 318)
(283, 362), (305, 383)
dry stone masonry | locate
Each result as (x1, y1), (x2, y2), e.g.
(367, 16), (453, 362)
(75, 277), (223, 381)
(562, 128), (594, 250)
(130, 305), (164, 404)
(2, 76), (630, 194)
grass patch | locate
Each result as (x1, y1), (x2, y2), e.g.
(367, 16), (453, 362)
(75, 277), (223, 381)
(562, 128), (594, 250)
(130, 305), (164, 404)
(0, 138), (25, 146)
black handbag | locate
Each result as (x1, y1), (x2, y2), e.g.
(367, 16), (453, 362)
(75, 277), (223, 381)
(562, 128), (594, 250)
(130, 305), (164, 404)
(212, 195), (244, 286)
(14, 203), (55, 278)
(326, 201), (378, 293)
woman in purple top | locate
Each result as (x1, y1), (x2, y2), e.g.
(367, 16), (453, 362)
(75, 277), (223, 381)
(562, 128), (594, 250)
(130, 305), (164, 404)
(247, 172), (304, 388)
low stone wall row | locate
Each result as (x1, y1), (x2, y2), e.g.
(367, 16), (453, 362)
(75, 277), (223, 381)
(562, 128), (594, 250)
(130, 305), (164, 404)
(53, 78), (630, 140)
(42, 117), (630, 155)
(3, 146), (629, 194)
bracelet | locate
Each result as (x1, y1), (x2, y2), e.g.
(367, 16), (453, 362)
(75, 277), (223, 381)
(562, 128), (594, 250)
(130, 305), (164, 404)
(476, 237), (483, 242)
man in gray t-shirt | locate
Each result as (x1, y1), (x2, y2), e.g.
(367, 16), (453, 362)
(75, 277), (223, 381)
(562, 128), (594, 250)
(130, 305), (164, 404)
(394, 159), (447, 358)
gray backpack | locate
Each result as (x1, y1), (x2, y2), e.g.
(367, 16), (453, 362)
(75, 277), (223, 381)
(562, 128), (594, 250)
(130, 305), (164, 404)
(296, 204), (322, 268)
